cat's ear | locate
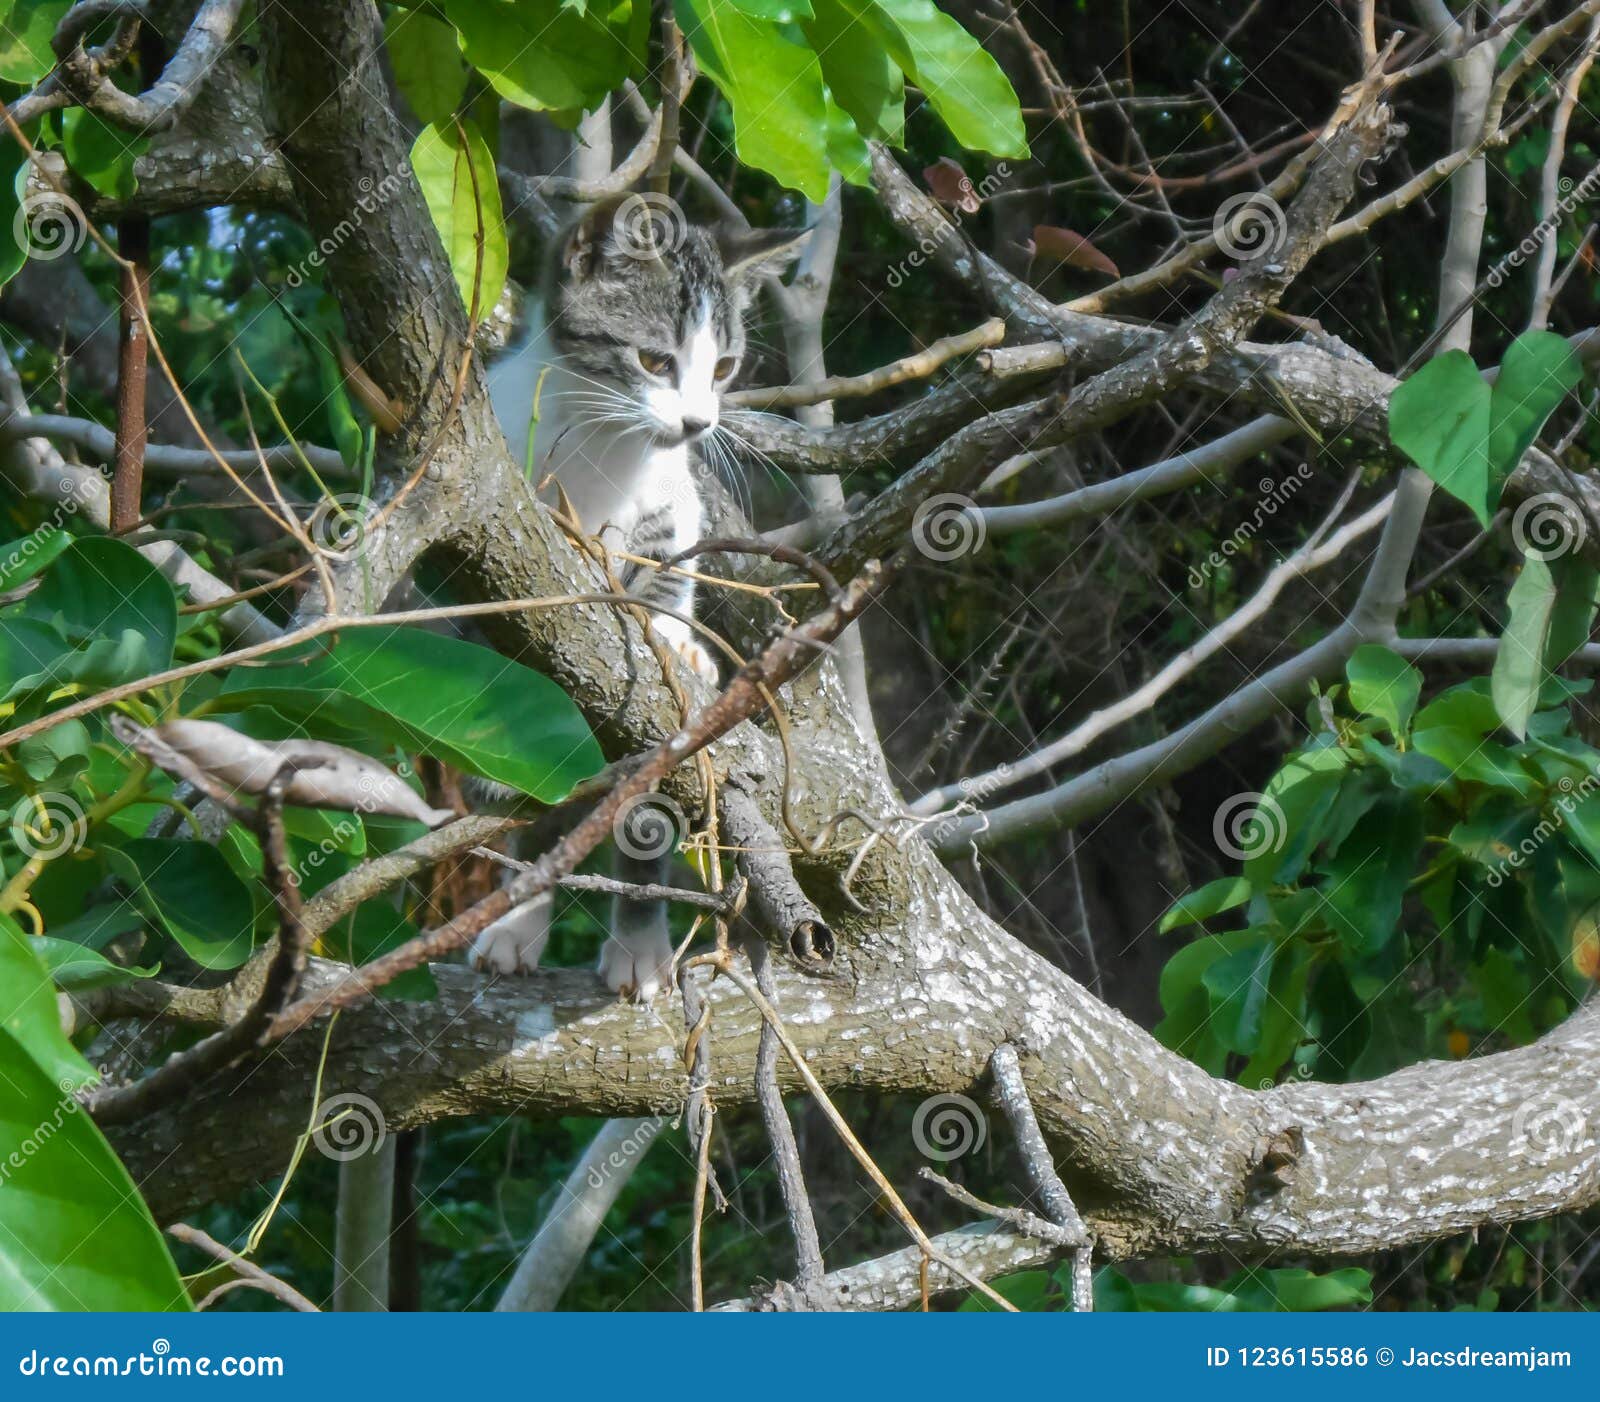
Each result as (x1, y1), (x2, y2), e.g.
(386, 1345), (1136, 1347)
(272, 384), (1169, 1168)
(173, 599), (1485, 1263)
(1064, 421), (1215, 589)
(559, 196), (626, 280)
(718, 225), (813, 284)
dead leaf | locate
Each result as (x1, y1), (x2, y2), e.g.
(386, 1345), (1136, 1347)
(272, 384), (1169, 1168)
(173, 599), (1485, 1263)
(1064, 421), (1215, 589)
(115, 716), (454, 827)
(924, 158), (981, 215)
(1030, 225), (1120, 279)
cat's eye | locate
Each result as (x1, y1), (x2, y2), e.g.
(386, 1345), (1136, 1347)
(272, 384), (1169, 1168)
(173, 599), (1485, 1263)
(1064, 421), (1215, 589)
(714, 356), (738, 382)
(637, 350), (674, 378)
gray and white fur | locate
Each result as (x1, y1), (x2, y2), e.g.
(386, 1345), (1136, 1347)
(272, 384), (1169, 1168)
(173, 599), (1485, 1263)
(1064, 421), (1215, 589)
(469, 196), (807, 999)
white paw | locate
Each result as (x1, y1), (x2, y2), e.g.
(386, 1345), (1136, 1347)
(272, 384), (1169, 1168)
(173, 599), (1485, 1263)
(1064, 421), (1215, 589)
(674, 637), (719, 685)
(599, 929), (676, 1001)
(652, 617), (718, 685)
(468, 894), (551, 975)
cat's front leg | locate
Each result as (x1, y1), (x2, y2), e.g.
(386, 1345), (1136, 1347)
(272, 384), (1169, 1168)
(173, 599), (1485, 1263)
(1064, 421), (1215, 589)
(598, 849), (677, 1000)
(468, 890), (551, 974)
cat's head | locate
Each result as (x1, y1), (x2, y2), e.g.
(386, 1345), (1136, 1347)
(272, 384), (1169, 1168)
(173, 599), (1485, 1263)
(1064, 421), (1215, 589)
(544, 194), (809, 446)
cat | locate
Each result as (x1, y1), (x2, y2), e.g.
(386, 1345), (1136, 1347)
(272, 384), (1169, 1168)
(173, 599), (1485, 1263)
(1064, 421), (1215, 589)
(468, 193), (808, 999)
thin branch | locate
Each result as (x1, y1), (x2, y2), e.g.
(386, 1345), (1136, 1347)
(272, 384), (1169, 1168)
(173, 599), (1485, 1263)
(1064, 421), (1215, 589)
(167, 1223), (319, 1313)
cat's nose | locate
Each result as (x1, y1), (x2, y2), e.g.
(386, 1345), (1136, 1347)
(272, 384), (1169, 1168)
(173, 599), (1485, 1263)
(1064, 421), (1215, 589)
(681, 415), (712, 439)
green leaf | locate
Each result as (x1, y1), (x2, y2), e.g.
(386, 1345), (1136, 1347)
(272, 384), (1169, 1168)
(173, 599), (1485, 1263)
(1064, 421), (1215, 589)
(61, 107), (149, 200)
(0, 1026), (189, 1310)
(1389, 350), (1493, 525)
(0, 1), (71, 84)
(445, 0), (635, 112)
(323, 903), (437, 1001)
(0, 911), (97, 1090)
(21, 535), (178, 676)
(36, 936), (157, 992)
(1345, 644), (1421, 738)
(0, 131), (32, 289)
(411, 117), (508, 319)
(1411, 726), (1540, 800)
(677, 0), (831, 199)
(1244, 742), (1351, 885)
(1491, 552), (1596, 739)
(216, 625), (603, 800)
(1201, 934), (1275, 1054)
(849, 0), (1027, 158)
(805, 0), (904, 144)
(385, 9), (469, 125)
(1238, 943), (1311, 1086)
(1390, 332), (1583, 526)
(104, 838), (260, 971)
(1159, 876), (1251, 934)
(1412, 677), (1500, 739)
(1319, 793), (1424, 956)
(0, 527), (72, 591)
(16, 716), (90, 784)
(1487, 331), (1584, 493)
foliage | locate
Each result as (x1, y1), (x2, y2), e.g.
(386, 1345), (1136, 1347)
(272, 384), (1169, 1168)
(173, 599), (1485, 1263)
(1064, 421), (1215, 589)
(1157, 647), (1598, 1084)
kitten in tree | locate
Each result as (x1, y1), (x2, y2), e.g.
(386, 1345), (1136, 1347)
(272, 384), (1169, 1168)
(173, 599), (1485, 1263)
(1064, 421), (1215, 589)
(469, 193), (808, 999)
